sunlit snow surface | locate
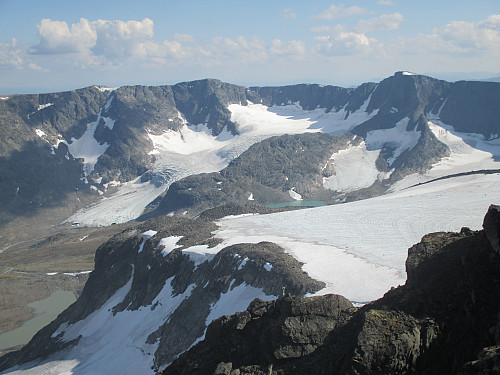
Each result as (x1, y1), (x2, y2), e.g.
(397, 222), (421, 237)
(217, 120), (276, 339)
(216, 173), (500, 303)
(68, 101), (378, 226)
(323, 141), (388, 192)
(4, 273), (275, 375)
(390, 116), (500, 191)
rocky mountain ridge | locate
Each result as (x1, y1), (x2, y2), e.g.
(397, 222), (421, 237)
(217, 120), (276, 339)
(1, 72), (499, 226)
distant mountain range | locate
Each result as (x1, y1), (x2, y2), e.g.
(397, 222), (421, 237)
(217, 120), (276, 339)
(1, 71), (499, 226)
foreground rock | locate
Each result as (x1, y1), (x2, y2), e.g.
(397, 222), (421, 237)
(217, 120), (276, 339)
(162, 205), (500, 374)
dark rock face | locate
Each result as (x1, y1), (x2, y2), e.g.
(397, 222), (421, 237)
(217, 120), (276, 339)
(162, 294), (354, 375)
(0, 86), (108, 222)
(483, 204), (500, 255)
(162, 208), (500, 375)
(250, 82), (376, 113)
(439, 81), (500, 138)
(461, 345), (500, 374)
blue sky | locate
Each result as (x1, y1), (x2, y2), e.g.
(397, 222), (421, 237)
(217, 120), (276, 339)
(1, 0), (499, 94)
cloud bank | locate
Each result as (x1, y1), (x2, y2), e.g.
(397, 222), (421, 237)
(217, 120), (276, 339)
(2, 12), (497, 81)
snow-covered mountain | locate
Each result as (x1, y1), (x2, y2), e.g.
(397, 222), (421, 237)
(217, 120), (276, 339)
(1, 72), (500, 374)
(1, 72), (499, 226)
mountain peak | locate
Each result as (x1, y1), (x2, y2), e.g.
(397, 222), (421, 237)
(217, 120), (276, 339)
(395, 70), (418, 77)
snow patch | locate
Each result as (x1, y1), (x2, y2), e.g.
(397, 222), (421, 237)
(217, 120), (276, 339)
(248, 193), (254, 201)
(288, 188), (302, 201)
(90, 185), (104, 195)
(102, 116), (115, 130)
(390, 119), (500, 191)
(181, 241), (230, 267)
(138, 230), (157, 254)
(104, 94), (114, 111)
(237, 257), (250, 270)
(323, 141), (388, 192)
(428, 121), (500, 172)
(46, 270), (195, 375)
(205, 282), (276, 326)
(264, 262), (273, 271)
(95, 85), (118, 92)
(37, 103), (53, 111)
(158, 236), (183, 256)
(35, 129), (46, 138)
(64, 120), (109, 177)
(63, 271), (92, 277)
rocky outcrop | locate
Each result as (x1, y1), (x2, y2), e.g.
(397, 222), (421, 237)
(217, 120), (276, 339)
(483, 204), (500, 255)
(162, 206), (500, 374)
(162, 295), (354, 375)
(249, 82), (376, 113)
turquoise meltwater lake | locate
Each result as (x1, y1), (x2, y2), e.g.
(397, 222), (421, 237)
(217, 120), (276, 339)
(0, 289), (76, 351)
(267, 201), (325, 208)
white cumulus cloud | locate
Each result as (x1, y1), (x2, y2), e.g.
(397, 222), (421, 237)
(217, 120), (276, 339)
(0, 38), (49, 71)
(29, 17), (183, 64)
(314, 29), (380, 56)
(401, 14), (500, 56)
(31, 18), (97, 54)
(270, 39), (307, 59)
(192, 36), (268, 66)
(91, 18), (154, 58)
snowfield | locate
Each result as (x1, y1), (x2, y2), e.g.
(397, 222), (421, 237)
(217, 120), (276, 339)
(215, 173), (500, 303)
(322, 140), (388, 192)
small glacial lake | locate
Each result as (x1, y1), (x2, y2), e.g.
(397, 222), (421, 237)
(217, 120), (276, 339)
(267, 201), (325, 208)
(0, 289), (76, 351)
